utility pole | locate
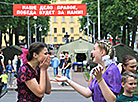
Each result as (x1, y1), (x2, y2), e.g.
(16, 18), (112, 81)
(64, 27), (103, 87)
(98, 0), (100, 40)
(28, 16), (30, 47)
(87, 13), (90, 60)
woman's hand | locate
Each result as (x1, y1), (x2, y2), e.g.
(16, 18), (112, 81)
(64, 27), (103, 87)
(40, 55), (51, 70)
(50, 75), (68, 82)
(92, 67), (103, 82)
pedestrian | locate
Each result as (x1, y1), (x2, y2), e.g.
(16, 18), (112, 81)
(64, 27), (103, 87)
(52, 40), (121, 102)
(116, 71), (138, 102)
(60, 52), (71, 86)
(118, 55), (137, 74)
(51, 54), (60, 76)
(59, 51), (64, 59)
(59, 54), (65, 69)
(0, 50), (5, 76)
(12, 55), (18, 73)
(0, 71), (8, 91)
(6, 60), (15, 87)
(62, 52), (71, 79)
(17, 42), (51, 102)
(16, 55), (23, 73)
(117, 55), (138, 95)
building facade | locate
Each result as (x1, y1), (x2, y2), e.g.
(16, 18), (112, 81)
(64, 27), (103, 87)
(45, 0), (90, 45)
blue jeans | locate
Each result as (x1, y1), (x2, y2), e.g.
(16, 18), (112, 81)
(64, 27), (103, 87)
(53, 67), (58, 76)
(4, 84), (7, 90)
(8, 73), (14, 85)
(62, 69), (66, 76)
(66, 69), (70, 79)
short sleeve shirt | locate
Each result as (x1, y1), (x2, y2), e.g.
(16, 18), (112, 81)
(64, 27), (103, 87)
(64, 57), (71, 69)
(116, 94), (138, 102)
(89, 63), (122, 102)
(17, 63), (41, 102)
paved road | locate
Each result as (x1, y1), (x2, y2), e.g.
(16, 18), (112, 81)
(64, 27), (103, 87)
(0, 91), (92, 102)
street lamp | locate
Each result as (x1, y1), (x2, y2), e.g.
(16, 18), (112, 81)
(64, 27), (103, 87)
(50, 17), (53, 47)
(87, 13), (90, 60)
(34, 24), (42, 42)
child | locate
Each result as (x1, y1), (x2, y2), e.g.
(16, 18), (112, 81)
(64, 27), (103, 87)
(116, 71), (138, 102)
(6, 60), (15, 87)
(0, 71), (8, 91)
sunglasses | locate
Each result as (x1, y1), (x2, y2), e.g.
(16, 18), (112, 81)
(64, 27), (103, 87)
(129, 65), (138, 68)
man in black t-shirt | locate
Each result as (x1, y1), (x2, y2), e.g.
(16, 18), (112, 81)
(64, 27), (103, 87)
(62, 52), (71, 79)
(61, 52), (71, 86)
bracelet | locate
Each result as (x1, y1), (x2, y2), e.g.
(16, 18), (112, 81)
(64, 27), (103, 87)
(97, 78), (103, 83)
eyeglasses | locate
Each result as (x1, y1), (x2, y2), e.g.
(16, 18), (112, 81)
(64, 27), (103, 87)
(129, 65), (137, 68)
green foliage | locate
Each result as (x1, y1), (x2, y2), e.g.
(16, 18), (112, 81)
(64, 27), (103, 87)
(84, 72), (90, 80)
(0, 0), (51, 45)
(80, 0), (138, 44)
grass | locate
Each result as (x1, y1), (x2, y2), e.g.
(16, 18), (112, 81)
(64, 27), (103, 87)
(84, 72), (90, 81)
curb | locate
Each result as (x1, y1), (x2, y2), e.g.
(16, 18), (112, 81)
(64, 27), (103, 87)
(7, 87), (75, 92)
(7, 88), (75, 91)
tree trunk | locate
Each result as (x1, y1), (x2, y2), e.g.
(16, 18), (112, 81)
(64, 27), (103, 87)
(127, 24), (130, 46)
(14, 28), (19, 45)
(131, 21), (137, 49)
(9, 27), (13, 46)
(122, 24), (126, 44)
(105, 32), (107, 39)
(3, 33), (8, 47)
(0, 30), (2, 49)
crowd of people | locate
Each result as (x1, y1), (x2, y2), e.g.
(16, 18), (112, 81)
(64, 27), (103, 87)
(0, 52), (23, 95)
(0, 40), (137, 101)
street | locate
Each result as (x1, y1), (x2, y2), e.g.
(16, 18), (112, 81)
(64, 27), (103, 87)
(0, 91), (92, 102)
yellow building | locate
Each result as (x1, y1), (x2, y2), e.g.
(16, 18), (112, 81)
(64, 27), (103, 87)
(45, 0), (90, 45)
(1, 0), (91, 47)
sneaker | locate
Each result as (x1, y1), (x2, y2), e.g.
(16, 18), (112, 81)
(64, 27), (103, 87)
(61, 83), (64, 87)
(64, 83), (69, 86)
(15, 88), (18, 92)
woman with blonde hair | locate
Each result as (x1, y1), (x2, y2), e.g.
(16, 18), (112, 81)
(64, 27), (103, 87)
(52, 40), (121, 102)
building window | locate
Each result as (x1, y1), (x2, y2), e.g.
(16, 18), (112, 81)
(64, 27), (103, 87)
(62, 17), (65, 22)
(70, 37), (74, 42)
(70, 16), (73, 22)
(62, 37), (65, 42)
(54, 17), (57, 22)
(62, 27), (65, 33)
(54, 37), (57, 42)
(54, 28), (57, 33)
(71, 27), (74, 33)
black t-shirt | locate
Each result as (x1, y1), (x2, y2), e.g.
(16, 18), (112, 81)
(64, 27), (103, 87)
(64, 57), (71, 69)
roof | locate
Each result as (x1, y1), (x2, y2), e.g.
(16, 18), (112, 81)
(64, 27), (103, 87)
(114, 43), (138, 62)
(57, 38), (94, 58)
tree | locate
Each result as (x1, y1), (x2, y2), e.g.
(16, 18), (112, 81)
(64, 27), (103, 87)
(80, 0), (138, 48)
(0, 0), (51, 47)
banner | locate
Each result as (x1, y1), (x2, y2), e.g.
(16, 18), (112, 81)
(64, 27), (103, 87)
(13, 4), (87, 16)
